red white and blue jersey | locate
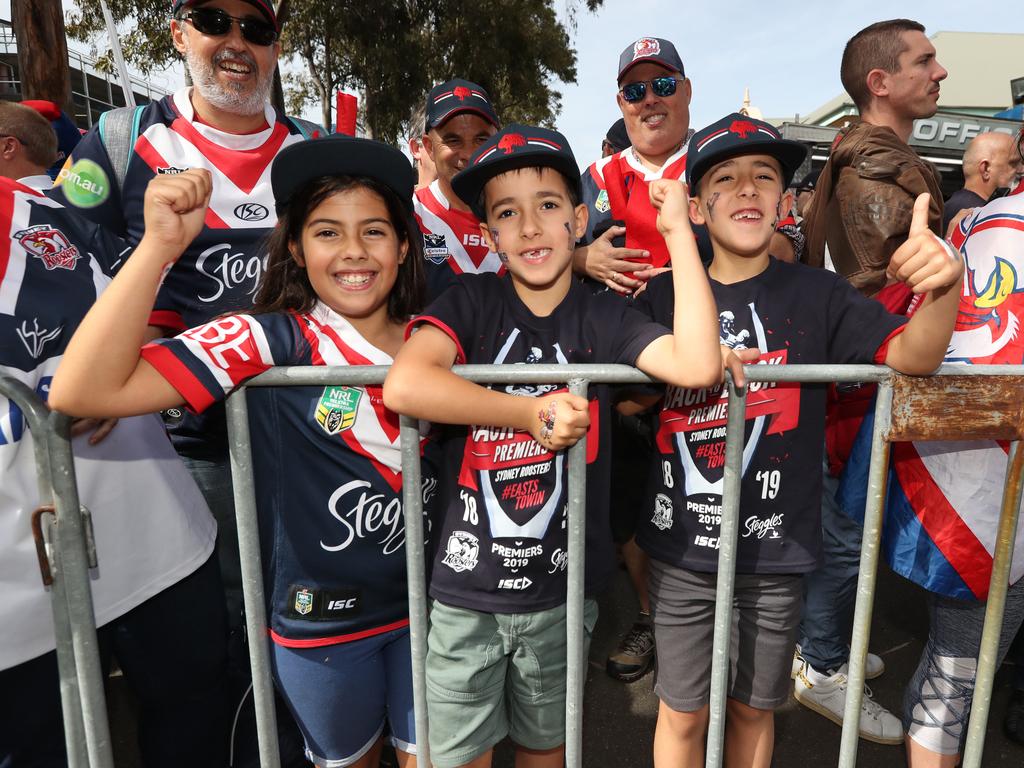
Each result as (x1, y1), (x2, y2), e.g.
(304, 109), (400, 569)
(50, 88), (315, 454)
(413, 180), (506, 300)
(411, 274), (668, 612)
(635, 261), (906, 574)
(580, 143), (689, 272)
(839, 194), (1024, 599)
(141, 303), (436, 647)
(1, 177), (215, 670)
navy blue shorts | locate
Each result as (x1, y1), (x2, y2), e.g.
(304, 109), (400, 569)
(271, 625), (415, 766)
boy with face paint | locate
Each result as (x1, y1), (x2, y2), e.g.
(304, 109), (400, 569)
(632, 113), (964, 767)
(385, 124), (736, 768)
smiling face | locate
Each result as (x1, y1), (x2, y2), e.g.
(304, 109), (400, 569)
(289, 186), (408, 326)
(617, 61), (692, 168)
(423, 113), (497, 203)
(690, 154), (791, 261)
(479, 167), (587, 300)
(881, 30), (947, 121)
(171, 0), (280, 118)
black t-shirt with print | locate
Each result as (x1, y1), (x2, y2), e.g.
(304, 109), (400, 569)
(634, 258), (907, 574)
(412, 273), (669, 612)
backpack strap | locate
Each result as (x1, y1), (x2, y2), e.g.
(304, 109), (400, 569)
(287, 117), (323, 139)
(98, 105), (145, 196)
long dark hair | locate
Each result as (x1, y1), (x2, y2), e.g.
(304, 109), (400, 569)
(253, 175), (424, 322)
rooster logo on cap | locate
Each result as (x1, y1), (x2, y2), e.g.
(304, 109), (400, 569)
(453, 85), (471, 101)
(632, 37), (661, 61)
(498, 133), (526, 155)
(728, 120), (759, 139)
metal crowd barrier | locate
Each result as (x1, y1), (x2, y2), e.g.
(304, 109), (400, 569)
(13, 363), (1024, 767)
(0, 376), (114, 768)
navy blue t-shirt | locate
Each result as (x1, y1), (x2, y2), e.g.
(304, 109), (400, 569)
(412, 274), (669, 612)
(634, 259), (907, 574)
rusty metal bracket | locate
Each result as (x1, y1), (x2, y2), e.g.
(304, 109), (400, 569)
(888, 375), (1024, 442)
(31, 505), (56, 586)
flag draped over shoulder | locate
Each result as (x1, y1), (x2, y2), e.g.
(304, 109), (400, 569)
(837, 194), (1024, 601)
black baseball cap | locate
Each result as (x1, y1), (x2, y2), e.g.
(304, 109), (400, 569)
(451, 124), (581, 219)
(604, 118), (630, 153)
(686, 113), (807, 193)
(425, 79), (500, 133)
(617, 37), (685, 83)
(171, 0), (278, 28)
(271, 136), (415, 214)
(793, 169), (820, 191)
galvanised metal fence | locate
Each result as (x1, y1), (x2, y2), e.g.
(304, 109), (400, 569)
(12, 363), (1024, 768)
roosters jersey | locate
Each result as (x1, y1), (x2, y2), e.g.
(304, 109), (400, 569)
(634, 260), (906, 574)
(580, 142), (689, 271)
(141, 303), (437, 646)
(414, 180), (505, 300)
(412, 275), (668, 612)
(51, 88), (314, 454)
(0, 178), (215, 669)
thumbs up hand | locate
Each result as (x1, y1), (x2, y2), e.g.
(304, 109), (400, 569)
(886, 193), (964, 294)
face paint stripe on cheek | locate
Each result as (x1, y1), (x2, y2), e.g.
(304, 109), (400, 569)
(706, 192), (720, 222)
(490, 228), (509, 263)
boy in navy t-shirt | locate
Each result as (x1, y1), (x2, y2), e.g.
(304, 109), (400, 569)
(384, 124), (735, 768)
(634, 113), (965, 767)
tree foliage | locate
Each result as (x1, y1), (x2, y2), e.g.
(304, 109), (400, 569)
(66, 0), (602, 144)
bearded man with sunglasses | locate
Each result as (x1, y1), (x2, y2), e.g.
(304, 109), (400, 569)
(50, 1), (319, 762)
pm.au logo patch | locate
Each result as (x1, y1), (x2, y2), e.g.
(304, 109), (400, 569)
(15, 225), (80, 270)
(423, 233), (449, 264)
(315, 385), (361, 435)
(442, 531), (479, 573)
(294, 587), (314, 616)
(595, 189), (610, 214)
(651, 493), (674, 531)
(57, 158), (110, 208)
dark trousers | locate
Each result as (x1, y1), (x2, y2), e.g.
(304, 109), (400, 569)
(0, 553), (229, 768)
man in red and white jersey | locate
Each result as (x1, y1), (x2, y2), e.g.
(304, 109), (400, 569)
(576, 37), (703, 295)
(414, 78), (501, 300)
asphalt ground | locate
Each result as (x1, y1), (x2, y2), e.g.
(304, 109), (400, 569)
(106, 562), (1024, 767)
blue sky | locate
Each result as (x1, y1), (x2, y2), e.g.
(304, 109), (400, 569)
(554, 0), (1019, 168)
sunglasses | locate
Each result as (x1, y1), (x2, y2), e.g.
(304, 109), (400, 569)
(619, 77), (684, 104)
(183, 7), (278, 46)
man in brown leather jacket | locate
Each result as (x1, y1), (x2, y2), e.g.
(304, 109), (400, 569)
(804, 19), (946, 298)
(795, 18), (949, 747)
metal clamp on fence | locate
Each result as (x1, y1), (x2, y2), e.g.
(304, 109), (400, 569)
(0, 376), (113, 768)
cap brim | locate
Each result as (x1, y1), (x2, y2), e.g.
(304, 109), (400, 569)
(689, 139), (807, 193)
(271, 137), (414, 214)
(453, 154), (581, 220)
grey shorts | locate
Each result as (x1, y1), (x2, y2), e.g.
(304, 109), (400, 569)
(425, 598), (598, 768)
(649, 558), (803, 711)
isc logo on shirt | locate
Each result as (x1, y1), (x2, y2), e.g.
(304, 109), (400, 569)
(462, 233), (486, 247)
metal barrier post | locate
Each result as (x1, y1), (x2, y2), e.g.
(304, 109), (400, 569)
(705, 378), (748, 768)
(0, 377), (114, 768)
(565, 377), (589, 768)
(837, 381), (894, 768)
(961, 441), (1024, 768)
(225, 388), (281, 768)
(399, 414), (431, 768)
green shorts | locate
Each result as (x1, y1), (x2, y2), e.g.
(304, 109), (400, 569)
(425, 598), (599, 768)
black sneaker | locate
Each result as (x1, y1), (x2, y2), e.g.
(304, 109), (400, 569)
(606, 619), (655, 682)
(1005, 688), (1024, 745)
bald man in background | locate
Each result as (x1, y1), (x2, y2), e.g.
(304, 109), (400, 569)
(943, 131), (1023, 233)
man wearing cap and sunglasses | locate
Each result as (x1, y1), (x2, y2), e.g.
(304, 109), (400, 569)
(413, 77), (503, 300)
(50, 1), (320, 762)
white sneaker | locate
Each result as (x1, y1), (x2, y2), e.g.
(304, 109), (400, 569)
(794, 663), (903, 745)
(791, 644), (885, 680)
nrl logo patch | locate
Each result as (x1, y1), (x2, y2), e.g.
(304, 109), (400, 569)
(294, 587), (314, 616)
(15, 225), (80, 271)
(595, 189), (610, 214)
(423, 232), (449, 264)
(315, 386), (361, 435)
(157, 166), (188, 175)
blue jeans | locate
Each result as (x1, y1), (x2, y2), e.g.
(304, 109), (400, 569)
(798, 462), (862, 672)
(0, 553), (229, 768)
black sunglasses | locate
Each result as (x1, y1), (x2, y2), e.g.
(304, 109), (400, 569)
(183, 7), (278, 46)
(619, 77), (685, 104)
